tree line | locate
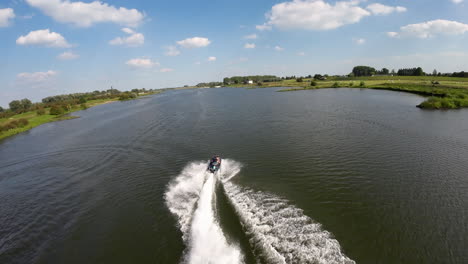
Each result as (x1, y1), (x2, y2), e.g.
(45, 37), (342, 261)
(1, 88), (153, 119)
(351, 66), (468, 77)
(223, 75), (281, 85)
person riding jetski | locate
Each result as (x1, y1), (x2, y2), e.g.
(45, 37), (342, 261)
(208, 155), (221, 173)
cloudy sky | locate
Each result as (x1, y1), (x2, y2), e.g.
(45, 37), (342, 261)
(1, 0), (468, 106)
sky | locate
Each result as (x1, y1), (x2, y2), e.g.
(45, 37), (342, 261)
(1, 0), (468, 107)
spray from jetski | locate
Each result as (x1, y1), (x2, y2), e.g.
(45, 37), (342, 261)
(165, 157), (243, 264)
(165, 158), (354, 264)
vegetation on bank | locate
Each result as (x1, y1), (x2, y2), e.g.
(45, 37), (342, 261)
(218, 66), (468, 110)
(0, 88), (162, 141)
(276, 78), (468, 109)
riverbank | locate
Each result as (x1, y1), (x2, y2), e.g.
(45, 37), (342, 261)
(0, 93), (161, 141)
(227, 76), (468, 109)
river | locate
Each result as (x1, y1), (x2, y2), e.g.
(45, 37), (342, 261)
(1, 87), (467, 263)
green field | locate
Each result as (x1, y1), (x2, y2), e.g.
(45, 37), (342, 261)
(230, 76), (468, 109)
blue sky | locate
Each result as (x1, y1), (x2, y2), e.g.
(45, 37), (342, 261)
(1, 0), (468, 107)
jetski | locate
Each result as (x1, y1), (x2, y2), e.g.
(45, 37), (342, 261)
(207, 155), (221, 173)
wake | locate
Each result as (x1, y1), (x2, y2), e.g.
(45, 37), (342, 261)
(165, 161), (243, 264)
(165, 159), (354, 264)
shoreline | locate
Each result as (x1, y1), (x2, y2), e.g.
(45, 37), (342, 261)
(221, 76), (468, 110)
(0, 92), (160, 142)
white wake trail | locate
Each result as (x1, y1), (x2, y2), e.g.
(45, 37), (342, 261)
(165, 161), (243, 264)
(166, 159), (354, 264)
(223, 182), (355, 264)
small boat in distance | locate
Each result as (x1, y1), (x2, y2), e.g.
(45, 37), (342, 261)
(207, 155), (221, 173)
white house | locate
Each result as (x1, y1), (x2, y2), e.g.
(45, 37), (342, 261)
(247, 80), (254, 84)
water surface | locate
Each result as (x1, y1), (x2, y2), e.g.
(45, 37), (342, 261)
(1, 88), (467, 263)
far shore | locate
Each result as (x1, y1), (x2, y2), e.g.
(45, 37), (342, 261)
(220, 75), (468, 110)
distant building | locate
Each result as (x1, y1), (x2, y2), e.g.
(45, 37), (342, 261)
(247, 80), (254, 84)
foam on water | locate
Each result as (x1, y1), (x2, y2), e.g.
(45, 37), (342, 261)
(166, 159), (354, 264)
(223, 181), (355, 264)
(165, 161), (243, 264)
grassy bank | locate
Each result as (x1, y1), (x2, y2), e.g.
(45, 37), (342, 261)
(0, 92), (162, 141)
(0, 98), (117, 141)
(245, 76), (468, 109)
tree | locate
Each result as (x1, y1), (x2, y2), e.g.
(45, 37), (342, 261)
(9, 100), (22, 112)
(313, 74), (323, 80)
(391, 69), (396, 75)
(415, 67), (425, 76)
(20, 99), (32, 110)
(381, 68), (389, 75)
(433, 69), (438, 76)
(352, 66), (376, 77)
(0, 106), (3, 112)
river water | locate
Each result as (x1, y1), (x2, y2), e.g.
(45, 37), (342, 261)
(1, 87), (467, 263)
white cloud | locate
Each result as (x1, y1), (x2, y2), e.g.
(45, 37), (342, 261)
(297, 51), (305, 56)
(451, 0), (463, 4)
(256, 24), (272, 31)
(176, 37), (211, 48)
(274, 45), (284, 51)
(57, 51), (78, 60)
(0, 8), (15, 27)
(160, 68), (174, 73)
(353, 38), (366, 44)
(244, 34), (258, 39)
(126, 58), (158, 68)
(121, 27), (134, 34)
(25, 0), (144, 27)
(244, 43), (256, 49)
(17, 70), (57, 82)
(366, 3), (407, 15)
(388, 19), (468, 38)
(262, 0), (371, 31)
(16, 29), (71, 48)
(109, 27), (144, 47)
(207, 56), (217, 61)
(164, 46), (180, 56)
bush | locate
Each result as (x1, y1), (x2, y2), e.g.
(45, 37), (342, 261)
(349, 82), (354, 87)
(50, 105), (65, 115)
(332, 82), (340, 88)
(61, 104), (71, 112)
(81, 103), (88, 110)
(360, 81), (366, 87)
(18, 118), (28, 127)
(257, 82), (263, 86)
(79, 97), (87, 104)
(119, 92), (137, 100)
(0, 118), (29, 132)
(310, 81), (317, 86)
(296, 78), (303, 82)
(37, 108), (46, 115)
(119, 93), (130, 100)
